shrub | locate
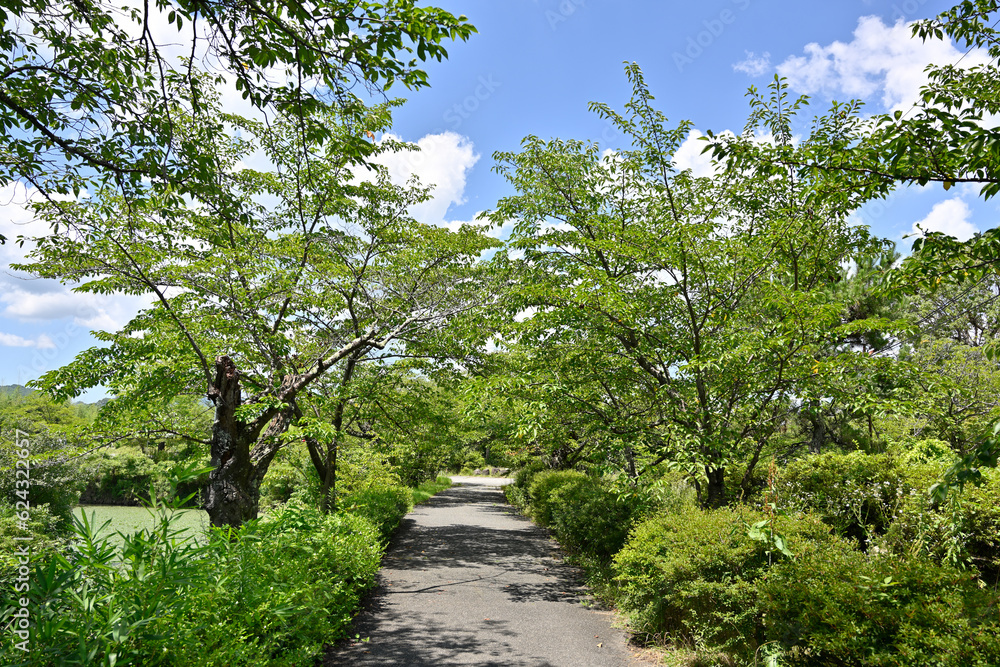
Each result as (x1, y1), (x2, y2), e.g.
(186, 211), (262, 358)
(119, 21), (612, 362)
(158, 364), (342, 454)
(185, 502), (384, 666)
(0, 502), (67, 591)
(527, 469), (587, 527)
(547, 476), (632, 562)
(78, 445), (173, 505)
(760, 547), (1000, 666)
(612, 505), (835, 659)
(0, 496), (214, 667)
(388, 439), (448, 487)
(0, 494), (386, 666)
(613, 470), (698, 520)
(0, 426), (83, 524)
(503, 461), (546, 509)
(448, 448), (486, 473)
(881, 465), (1000, 581)
(256, 442), (314, 508)
(341, 486), (413, 542)
(773, 451), (905, 545)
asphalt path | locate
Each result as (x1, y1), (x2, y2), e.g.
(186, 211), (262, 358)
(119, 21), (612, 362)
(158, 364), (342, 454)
(325, 476), (641, 667)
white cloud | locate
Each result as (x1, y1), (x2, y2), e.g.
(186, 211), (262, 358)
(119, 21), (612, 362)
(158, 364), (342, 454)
(910, 197), (978, 241)
(0, 332), (55, 349)
(733, 51), (771, 77)
(370, 131), (480, 227)
(777, 16), (989, 111)
(0, 182), (150, 331)
(673, 130), (720, 179)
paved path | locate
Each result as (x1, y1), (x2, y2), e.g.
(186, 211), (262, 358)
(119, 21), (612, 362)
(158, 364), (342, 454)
(325, 476), (640, 667)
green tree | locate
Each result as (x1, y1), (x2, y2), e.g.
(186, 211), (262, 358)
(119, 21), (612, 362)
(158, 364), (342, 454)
(730, 2), (1000, 290)
(484, 67), (894, 505)
(16, 101), (496, 527)
(0, 0), (475, 244)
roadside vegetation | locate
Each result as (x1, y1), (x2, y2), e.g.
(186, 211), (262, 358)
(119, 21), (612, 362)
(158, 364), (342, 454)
(0, 386), (457, 666)
(3, 0), (1000, 665)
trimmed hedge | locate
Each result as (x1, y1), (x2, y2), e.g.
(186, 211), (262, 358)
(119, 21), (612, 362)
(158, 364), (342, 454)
(341, 485), (413, 542)
(504, 461), (547, 509)
(548, 476), (631, 562)
(612, 505), (836, 659)
(506, 453), (1000, 666)
(761, 545), (1000, 666)
(527, 469), (587, 527)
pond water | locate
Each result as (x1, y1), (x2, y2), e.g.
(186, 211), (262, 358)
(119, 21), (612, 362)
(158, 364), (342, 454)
(74, 505), (210, 546)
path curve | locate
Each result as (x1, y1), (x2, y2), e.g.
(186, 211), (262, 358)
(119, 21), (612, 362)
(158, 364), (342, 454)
(325, 476), (641, 667)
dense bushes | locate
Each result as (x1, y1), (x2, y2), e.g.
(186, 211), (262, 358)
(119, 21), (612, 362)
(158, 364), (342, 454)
(880, 466), (1000, 581)
(507, 451), (1000, 666)
(341, 485), (413, 542)
(772, 451), (904, 544)
(613, 506), (836, 659)
(761, 545), (1000, 665)
(0, 474), (452, 666)
(0, 426), (84, 522)
(527, 469), (588, 526)
(0, 497), (384, 667)
(503, 460), (546, 509)
(77, 446), (210, 506)
(548, 476), (632, 561)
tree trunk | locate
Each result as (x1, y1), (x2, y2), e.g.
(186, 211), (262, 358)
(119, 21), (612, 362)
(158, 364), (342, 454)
(624, 446), (638, 479)
(204, 356), (259, 528)
(808, 399), (825, 455)
(319, 439), (338, 513)
(705, 464), (727, 507)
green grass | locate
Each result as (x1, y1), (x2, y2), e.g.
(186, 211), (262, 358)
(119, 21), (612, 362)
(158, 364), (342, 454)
(412, 475), (452, 504)
(74, 504), (209, 546)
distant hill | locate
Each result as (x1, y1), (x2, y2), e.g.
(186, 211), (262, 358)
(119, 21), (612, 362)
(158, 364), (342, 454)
(0, 384), (109, 406)
(0, 384), (34, 397)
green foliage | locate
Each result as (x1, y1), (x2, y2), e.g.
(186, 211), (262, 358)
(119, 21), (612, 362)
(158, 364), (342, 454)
(341, 486), (413, 542)
(411, 476), (453, 505)
(773, 451), (905, 545)
(0, 425), (84, 526)
(503, 461), (547, 509)
(527, 469), (588, 527)
(186, 503), (383, 666)
(612, 505), (834, 659)
(78, 446), (172, 504)
(449, 448), (486, 473)
(760, 547), (1000, 666)
(0, 0), (475, 210)
(0, 490), (213, 666)
(0, 491), (388, 666)
(258, 443), (314, 509)
(485, 66), (897, 503)
(881, 466), (1000, 579)
(547, 476), (632, 562)
(611, 470), (699, 520)
(0, 502), (66, 590)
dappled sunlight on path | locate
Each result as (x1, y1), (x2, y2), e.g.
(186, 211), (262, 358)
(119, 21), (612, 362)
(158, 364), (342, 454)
(324, 479), (639, 667)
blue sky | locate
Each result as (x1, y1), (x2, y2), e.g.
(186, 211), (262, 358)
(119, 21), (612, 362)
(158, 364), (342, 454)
(1, 0), (995, 399)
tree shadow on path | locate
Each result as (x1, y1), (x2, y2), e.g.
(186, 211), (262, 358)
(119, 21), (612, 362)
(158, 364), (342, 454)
(323, 483), (634, 667)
